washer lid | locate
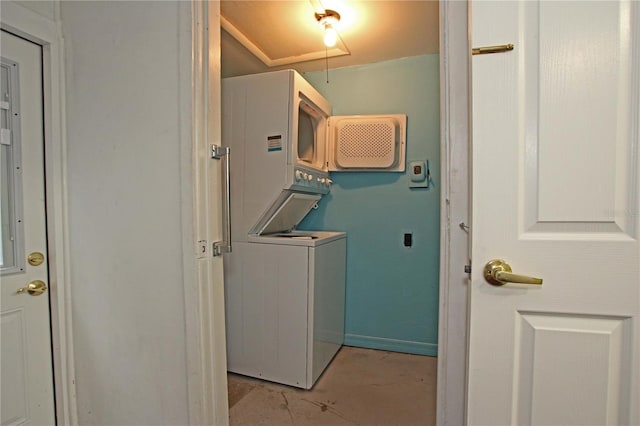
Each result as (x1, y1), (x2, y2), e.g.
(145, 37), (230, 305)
(249, 191), (321, 236)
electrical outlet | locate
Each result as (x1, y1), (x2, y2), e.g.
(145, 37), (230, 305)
(404, 232), (413, 248)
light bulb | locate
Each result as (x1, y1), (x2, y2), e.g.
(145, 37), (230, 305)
(323, 25), (338, 47)
(316, 9), (341, 48)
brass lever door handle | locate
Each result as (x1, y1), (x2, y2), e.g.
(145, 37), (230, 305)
(16, 280), (48, 296)
(484, 260), (543, 286)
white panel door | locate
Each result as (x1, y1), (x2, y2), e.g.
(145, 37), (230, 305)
(1, 30), (55, 425)
(469, 1), (639, 425)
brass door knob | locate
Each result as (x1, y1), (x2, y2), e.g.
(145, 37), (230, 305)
(16, 280), (48, 296)
(484, 260), (543, 286)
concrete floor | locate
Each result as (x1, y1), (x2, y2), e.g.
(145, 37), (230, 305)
(228, 346), (437, 426)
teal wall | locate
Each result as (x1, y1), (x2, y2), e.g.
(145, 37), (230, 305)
(300, 55), (440, 356)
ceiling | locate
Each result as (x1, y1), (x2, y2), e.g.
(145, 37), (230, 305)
(220, 0), (440, 78)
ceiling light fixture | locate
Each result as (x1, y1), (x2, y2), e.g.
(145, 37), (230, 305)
(315, 9), (341, 48)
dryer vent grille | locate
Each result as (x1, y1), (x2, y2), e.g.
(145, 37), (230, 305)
(330, 115), (406, 171)
(337, 122), (395, 167)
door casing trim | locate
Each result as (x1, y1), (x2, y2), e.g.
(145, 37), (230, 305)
(437, 1), (471, 425)
(187, 1), (230, 424)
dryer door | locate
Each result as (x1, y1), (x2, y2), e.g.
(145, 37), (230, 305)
(250, 191), (321, 236)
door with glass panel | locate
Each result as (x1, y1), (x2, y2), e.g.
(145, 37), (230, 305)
(1, 30), (55, 425)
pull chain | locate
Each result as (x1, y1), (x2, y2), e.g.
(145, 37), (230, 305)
(325, 46), (329, 83)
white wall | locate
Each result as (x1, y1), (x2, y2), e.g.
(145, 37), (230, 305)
(12, 1), (57, 21)
(60, 2), (194, 424)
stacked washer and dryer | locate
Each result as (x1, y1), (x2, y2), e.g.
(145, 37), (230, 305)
(222, 70), (346, 389)
(222, 69), (406, 389)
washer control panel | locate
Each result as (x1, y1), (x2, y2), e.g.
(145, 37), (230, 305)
(292, 167), (331, 193)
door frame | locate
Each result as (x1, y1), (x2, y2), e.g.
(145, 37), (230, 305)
(1, 2), (77, 424)
(189, 1), (230, 424)
(437, 1), (471, 425)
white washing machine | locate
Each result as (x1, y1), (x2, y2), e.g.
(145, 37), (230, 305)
(224, 229), (346, 389)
